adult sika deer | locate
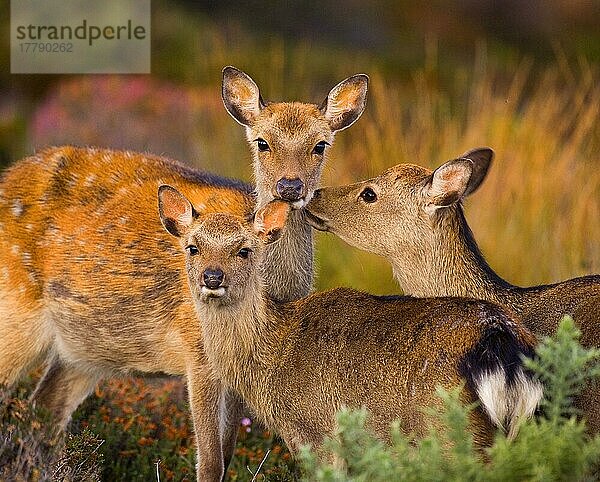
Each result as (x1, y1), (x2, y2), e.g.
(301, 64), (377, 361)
(306, 147), (600, 430)
(0, 68), (368, 481)
(159, 185), (543, 454)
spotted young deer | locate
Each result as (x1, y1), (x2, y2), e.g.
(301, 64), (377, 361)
(306, 147), (600, 430)
(158, 185), (543, 453)
(0, 69), (367, 482)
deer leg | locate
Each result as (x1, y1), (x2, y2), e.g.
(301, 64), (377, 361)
(31, 357), (100, 429)
(221, 390), (243, 477)
(186, 365), (230, 482)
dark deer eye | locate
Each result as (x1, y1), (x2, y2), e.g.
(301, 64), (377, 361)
(237, 247), (252, 259)
(312, 141), (329, 155)
(256, 138), (270, 152)
(186, 245), (199, 256)
(359, 187), (377, 203)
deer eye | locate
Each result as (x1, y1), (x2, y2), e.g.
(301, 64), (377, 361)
(312, 141), (329, 155)
(186, 245), (199, 256)
(237, 247), (252, 259)
(256, 138), (270, 152)
(359, 187), (377, 203)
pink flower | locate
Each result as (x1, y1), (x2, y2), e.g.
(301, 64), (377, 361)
(241, 417), (252, 432)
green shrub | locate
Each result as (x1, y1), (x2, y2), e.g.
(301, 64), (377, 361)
(299, 316), (600, 482)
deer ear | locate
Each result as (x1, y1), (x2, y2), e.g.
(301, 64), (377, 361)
(423, 159), (473, 213)
(320, 74), (369, 131)
(222, 66), (265, 127)
(158, 185), (196, 237)
(253, 201), (290, 244)
(460, 147), (494, 196)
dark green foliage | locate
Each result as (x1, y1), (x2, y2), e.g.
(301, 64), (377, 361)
(70, 378), (197, 481)
(0, 378), (295, 481)
(70, 379), (295, 481)
(523, 316), (600, 423)
(226, 423), (297, 481)
(53, 430), (104, 482)
(0, 383), (62, 481)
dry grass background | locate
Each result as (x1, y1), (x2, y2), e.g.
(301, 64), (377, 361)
(26, 48), (600, 296)
(317, 53), (600, 294)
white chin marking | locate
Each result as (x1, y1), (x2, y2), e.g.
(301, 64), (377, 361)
(201, 286), (226, 298)
(291, 199), (306, 210)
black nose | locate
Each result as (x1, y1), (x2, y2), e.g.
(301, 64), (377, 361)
(203, 269), (224, 289)
(276, 178), (305, 202)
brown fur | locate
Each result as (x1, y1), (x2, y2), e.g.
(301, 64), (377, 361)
(306, 147), (600, 430)
(222, 66), (369, 302)
(0, 67), (368, 482)
(159, 190), (542, 455)
(0, 146), (254, 481)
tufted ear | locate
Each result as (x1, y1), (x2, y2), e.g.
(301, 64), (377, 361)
(158, 185), (196, 237)
(253, 201), (290, 244)
(460, 147), (494, 197)
(422, 158), (474, 213)
(319, 74), (369, 131)
(222, 66), (266, 126)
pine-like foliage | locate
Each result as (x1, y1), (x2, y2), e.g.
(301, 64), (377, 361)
(299, 316), (600, 482)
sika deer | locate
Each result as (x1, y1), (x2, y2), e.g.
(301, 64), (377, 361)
(0, 68), (367, 481)
(222, 66), (368, 301)
(158, 185), (543, 454)
(306, 147), (600, 430)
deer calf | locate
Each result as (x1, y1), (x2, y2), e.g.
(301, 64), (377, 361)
(0, 65), (367, 482)
(159, 185), (543, 454)
(306, 147), (600, 430)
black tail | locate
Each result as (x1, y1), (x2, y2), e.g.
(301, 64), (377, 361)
(459, 317), (543, 438)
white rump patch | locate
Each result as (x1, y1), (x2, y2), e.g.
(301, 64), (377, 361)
(476, 367), (543, 439)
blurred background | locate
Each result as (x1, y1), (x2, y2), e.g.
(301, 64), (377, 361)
(1, 0), (599, 293)
(1, 1), (599, 479)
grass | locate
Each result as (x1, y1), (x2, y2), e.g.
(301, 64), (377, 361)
(1, 377), (295, 481)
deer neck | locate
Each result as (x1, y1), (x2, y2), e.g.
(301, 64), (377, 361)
(260, 206), (313, 302)
(196, 279), (284, 396)
(391, 207), (514, 303)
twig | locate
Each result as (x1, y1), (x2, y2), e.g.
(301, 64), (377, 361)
(75, 439), (105, 472)
(246, 449), (271, 482)
(155, 459), (161, 482)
